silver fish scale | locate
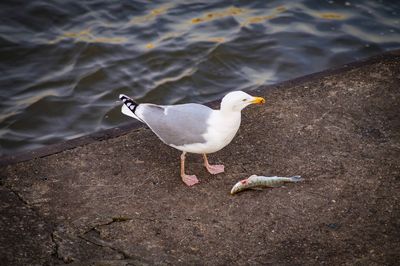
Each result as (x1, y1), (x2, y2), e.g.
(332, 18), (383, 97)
(230, 175), (303, 195)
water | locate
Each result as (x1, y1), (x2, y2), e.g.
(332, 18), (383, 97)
(1, 0), (399, 156)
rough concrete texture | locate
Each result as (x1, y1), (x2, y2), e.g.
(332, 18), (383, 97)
(1, 51), (399, 265)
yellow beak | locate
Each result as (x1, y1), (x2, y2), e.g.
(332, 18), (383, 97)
(251, 97), (266, 104)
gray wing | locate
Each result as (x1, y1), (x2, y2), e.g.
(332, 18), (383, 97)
(139, 103), (212, 146)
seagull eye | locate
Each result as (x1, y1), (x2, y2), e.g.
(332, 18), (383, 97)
(242, 99), (247, 102)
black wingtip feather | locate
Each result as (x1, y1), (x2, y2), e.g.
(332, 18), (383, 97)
(119, 94), (139, 113)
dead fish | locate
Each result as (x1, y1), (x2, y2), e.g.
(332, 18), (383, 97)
(230, 175), (303, 195)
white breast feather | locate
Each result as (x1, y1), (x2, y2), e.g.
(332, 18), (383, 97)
(170, 110), (241, 154)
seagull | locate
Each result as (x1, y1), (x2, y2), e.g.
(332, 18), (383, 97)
(119, 91), (265, 186)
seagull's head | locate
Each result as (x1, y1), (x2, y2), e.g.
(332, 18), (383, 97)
(220, 91), (265, 112)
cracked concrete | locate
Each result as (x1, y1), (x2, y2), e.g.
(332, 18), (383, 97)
(1, 51), (400, 265)
(0, 186), (56, 265)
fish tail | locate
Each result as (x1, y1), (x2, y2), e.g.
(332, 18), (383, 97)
(289, 175), (303, 182)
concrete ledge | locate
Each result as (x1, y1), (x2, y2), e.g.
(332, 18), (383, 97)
(1, 51), (399, 265)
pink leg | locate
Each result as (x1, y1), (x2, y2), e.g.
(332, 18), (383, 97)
(180, 152), (199, 186)
(203, 154), (225, 175)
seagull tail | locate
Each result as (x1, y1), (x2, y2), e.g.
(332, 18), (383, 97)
(119, 94), (142, 121)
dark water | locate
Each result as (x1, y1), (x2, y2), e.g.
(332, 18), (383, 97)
(1, 0), (399, 156)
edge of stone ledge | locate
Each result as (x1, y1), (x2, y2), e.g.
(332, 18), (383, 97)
(0, 121), (142, 167)
(1, 49), (399, 167)
(251, 49), (400, 95)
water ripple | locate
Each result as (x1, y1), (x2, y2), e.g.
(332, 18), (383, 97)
(0, 0), (400, 155)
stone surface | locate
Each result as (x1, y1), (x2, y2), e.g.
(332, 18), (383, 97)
(1, 51), (399, 265)
(0, 186), (55, 265)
